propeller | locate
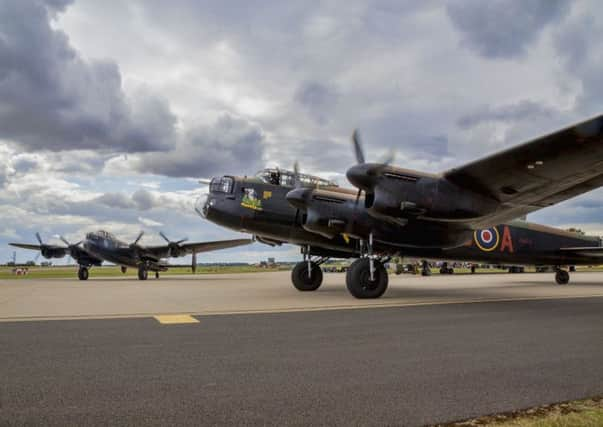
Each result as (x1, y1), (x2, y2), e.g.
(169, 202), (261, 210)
(128, 231), (145, 258)
(347, 129), (395, 205)
(132, 231), (145, 246)
(293, 161), (301, 189)
(59, 235), (82, 248)
(159, 231), (188, 258)
(59, 235), (83, 263)
(192, 251), (197, 273)
(286, 162), (313, 210)
(352, 129), (365, 165)
(30, 232), (69, 259)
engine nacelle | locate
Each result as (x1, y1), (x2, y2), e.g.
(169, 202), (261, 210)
(41, 247), (67, 259)
(366, 175), (498, 222)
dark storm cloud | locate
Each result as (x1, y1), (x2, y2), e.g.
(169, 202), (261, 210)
(134, 114), (264, 178)
(457, 100), (556, 129)
(552, 8), (603, 114)
(294, 81), (339, 125)
(132, 189), (156, 211)
(0, 163), (9, 188)
(0, 0), (176, 152)
(446, 0), (570, 59)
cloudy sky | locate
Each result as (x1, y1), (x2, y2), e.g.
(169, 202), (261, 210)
(1, 0), (603, 264)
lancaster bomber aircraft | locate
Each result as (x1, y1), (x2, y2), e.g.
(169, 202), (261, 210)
(10, 231), (251, 280)
(198, 115), (603, 298)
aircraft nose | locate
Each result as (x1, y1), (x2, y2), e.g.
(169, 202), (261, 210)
(194, 193), (210, 218)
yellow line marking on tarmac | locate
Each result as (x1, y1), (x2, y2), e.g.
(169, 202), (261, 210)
(153, 314), (199, 324)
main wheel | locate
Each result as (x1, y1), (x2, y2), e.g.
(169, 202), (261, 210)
(155, 271), (159, 279)
(77, 267), (89, 281)
(138, 266), (148, 281)
(120, 266), (127, 274)
(555, 269), (569, 285)
(291, 261), (323, 291)
(346, 258), (388, 299)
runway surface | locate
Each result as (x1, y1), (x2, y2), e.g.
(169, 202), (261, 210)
(1, 272), (603, 425)
(1, 270), (603, 321)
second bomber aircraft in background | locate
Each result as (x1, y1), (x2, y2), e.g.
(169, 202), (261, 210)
(10, 231), (251, 280)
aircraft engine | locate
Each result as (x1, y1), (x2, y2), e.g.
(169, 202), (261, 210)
(159, 232), (188, 258)
(40, 247), (67, 259)
(286, 187), (371, 240)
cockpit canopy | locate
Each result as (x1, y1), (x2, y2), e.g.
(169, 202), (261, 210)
(209, 176), (234, 193)
(255, 168), (338, 188)
(86, 230), (117, 241)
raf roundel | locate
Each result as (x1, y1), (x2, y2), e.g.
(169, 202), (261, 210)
(474, 227), (500, 252)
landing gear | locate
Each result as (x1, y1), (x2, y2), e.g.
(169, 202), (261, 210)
(138, 265), (148, 281)
(346, 258), (388, 299)
(291, 246), (325, 291)
(291, 261), (323, 291)
(120, 266), (127, 274)
(555, 269), (570, 285)
(77, 266), (89, 281)
(421, 260), (431, 276)
(155, 271), (160, 279)
(345, 233), (389, 299)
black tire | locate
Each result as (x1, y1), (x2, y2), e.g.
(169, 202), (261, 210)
(346, 258), (388, 299)
(447, 268), (454, 274)
(291, 262), (323, 291)
(138, 266), (148, 281)
(120, 266), (127, 274)
(555, 270), (569, 285)
(155, 271), (159, 279)
(77, 267), (89, 281)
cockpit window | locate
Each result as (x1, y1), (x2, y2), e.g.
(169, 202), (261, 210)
(210, 176), (234, 193)
(255, 168), (338, 188)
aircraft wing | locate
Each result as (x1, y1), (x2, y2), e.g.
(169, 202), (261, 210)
(179, 238), (253, 254)
(559, 246), (603, 257)
(146, 238), (252, 258)
(444, 114), (603, 227)
(9, 243), (44, 251)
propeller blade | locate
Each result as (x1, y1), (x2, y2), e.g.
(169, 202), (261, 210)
(198, 178), (212, 185)
(192, 252), (197, 273)
(60, 236), (70, 246)
(159, 231), (170, 243)
(354, 188), (362, 206)
(352, 129), (365, 164)
(35, 232), (43, 245)
(379, 149), (395, 167)
(34, 252), (41, 262)
(133, 231), (144, 245)
(176, 238), (188, 245)
(293, 161), (301, 189)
